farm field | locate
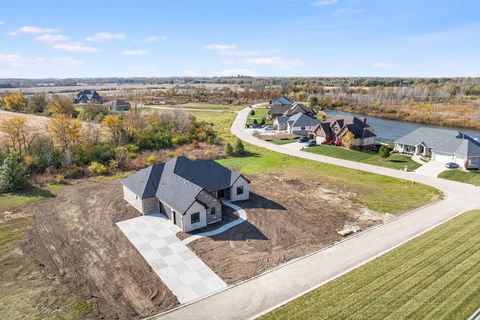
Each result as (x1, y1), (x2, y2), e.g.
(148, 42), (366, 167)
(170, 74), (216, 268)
(261, 210), (480, 320)
(146, 102), (244, 111)
(305, 144), (421, 171)
(438, 169), (480, 186)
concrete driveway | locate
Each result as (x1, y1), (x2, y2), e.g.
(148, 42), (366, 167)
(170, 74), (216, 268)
(414, 160), (449, 177)
(117, 213), (227, 304)
(151, 107), (480, 320)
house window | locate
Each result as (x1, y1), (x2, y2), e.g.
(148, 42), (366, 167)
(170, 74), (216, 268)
(210, 207), (216, 215)
(191, 212), (200, 224)
(237, 186), (244, 195)
(301, 127), (305, 130)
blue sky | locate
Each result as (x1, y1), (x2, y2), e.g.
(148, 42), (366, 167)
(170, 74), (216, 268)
(0, 0), (479, 78)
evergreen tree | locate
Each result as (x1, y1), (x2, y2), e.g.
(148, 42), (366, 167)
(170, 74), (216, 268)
(0, 155), (27, 192)
(225, 142), (234, 155)
(234, 139), (245, 155)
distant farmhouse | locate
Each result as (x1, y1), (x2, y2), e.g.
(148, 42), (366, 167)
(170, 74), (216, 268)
(311, 116), (377, 148)
(74, 89), (103, 104)
(394, 128), (480, 169)
(122, 156), (250, 232)
(104, 99), (130, 111)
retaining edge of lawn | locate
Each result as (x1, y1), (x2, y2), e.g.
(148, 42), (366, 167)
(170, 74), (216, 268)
(145, 195), (446, 320)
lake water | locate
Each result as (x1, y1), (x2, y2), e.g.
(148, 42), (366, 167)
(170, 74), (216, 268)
(324, 109), (480, 142)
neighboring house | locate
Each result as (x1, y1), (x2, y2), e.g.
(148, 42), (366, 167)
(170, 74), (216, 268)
(311, 116), (376, 148)
(285, 113), (320, 135)
(122, 156), (250, 232)
(74, 89), (103, 104)
(104, 99), (130, 111)
(282, 102), (317, 118)
(269, 96), (293, 120)
(394, 128), (480, 169)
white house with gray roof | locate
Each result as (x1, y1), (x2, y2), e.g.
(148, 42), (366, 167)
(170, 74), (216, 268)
(122, 156), (250, 232)
(274, 112), (320, 135)
(394, 128), (480, 169)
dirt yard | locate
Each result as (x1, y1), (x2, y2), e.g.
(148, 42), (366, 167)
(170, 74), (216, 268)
(187, 172), (389, 284)
(22, 180), (178, 319)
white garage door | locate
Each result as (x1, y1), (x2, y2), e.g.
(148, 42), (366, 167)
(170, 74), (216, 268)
(433, 153), (454, 163)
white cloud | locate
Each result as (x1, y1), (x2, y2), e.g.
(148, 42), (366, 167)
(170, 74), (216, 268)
(312, 0), (337, 6)
(85, 32), (125, 42)
(9, 25), (61, 36)
(35, 34), (70, 43)
(332, 8), (363, 15)
(373, 62), (395, 68)
(215, 69), (256, 77)
(185, 70), (198, 77)
(0, 20), (4, 26)
(120, 50), (147, 56)
(243, 57), (305, 69)
(53, 43), (98, 53)
(142, 35), (168, 43)
(0, 54), (83, 67)
(204, 44), (236, 50)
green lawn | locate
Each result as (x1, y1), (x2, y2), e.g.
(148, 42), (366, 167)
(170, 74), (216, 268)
(246, 107), (272, 125)
(146, 103), (244, 112)
(194, 112), (441, 214)
(305, 144), (421, 171)
(261, 210), (480, 320)
(438, 169), (480, 186)
(270, 139), (299, 145)
(0, 184), (63, 212)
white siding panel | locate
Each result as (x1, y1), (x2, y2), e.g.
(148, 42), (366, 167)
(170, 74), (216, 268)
(123, 185), (144, 213)
(230, 177), (250, 201)
(183, 201), (207, 232)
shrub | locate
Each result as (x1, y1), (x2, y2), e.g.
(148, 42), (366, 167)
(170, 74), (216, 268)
(329, 140), (335, 145)
(88, 161), (107, 175)
(234, 139), (245, 155)
(335, 140), (342, 146)
(146, 154), (157, 166)
(0, 154), (27, 192)
(109, 159), (119, 170)
(207, 135), (215, 144)
(55, 174), (66, 184)
(225, 142), (234, 156)
(250, 110), (255, 116)
(379, 145), (391, 159)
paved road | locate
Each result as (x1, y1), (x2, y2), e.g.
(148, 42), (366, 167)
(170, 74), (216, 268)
(152, 107), (480, 320)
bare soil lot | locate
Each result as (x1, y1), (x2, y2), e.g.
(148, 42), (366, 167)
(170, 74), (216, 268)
(188, 172), (389, 284)
(22, 180), (178, 319)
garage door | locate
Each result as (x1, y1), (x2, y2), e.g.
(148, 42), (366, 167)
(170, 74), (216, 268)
(433, 153), (454, 163)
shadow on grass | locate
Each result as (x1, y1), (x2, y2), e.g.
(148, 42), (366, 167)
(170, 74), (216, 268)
(12, 186), (56, 198)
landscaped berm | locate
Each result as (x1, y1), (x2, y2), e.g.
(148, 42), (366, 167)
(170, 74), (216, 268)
(261, 210), (480, 320)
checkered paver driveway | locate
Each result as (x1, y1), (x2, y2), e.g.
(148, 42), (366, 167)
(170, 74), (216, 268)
(117, 213), (227, 304)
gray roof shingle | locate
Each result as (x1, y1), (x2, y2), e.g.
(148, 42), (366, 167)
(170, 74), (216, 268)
(287, 113), (320, 127)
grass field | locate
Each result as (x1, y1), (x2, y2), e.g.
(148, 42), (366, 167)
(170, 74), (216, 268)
(246, 107), (272, 125)
(195, 111), (441, 214)
(270, 139), (299, 145)
(0, 184), (63, 212)
(438, 169), (480, 186)
(305, 144), (421, 171)
(261, 210), (480, 320)
(146, 103), (245, 111)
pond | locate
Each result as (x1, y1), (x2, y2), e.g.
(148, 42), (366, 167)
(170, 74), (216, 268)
(324, 109), (480, 142)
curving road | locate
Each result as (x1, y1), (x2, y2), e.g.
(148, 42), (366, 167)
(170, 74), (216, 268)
(152, 107), (479, 320)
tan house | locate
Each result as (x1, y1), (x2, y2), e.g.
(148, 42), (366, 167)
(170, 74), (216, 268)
(122, 156), (250, 232)
(311, 116), (376, 148)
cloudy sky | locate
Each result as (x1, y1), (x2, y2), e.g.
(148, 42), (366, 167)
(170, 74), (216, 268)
(0, 0), (479, 78)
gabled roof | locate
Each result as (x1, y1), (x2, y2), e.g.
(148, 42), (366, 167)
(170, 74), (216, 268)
(395, 127), (480, 157)
(287, 113), (320, 127)
(270, 104), (292, 116)
(283, 102), (316, 117)
(274, 116), (289, 125)
(272, 96), (293, 106)
(122, 156), (248, 214)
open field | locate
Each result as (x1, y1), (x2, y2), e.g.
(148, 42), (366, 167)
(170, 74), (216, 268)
(305, 144), (421, 171)
(0, 110), (51, 135)
(261, 209), (480, 320)
(146, 103), (244, 111)
(0, 184), (63, 213)
(188, 172), (388, 284)
(270, 139), (299, 145)
(246, 107), (272, 125)
(438, 169), (480, 186)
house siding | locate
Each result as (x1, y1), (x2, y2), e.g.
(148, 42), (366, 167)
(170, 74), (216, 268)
(183, 201), (207, 232)
(230, 177), (250, 201)
(196, 190), (222, 224)
(123, 185), (144, 213)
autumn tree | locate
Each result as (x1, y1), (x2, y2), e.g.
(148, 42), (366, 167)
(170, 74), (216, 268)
(0, 116), (31, 155)
(48, 114), (82, 166)
(47, 96), (75, 117)
(342, 131), (355, 149)
(2, 92), (27, 111)
(102, 114), (123, 145)
(26, 93), (48, 113)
